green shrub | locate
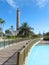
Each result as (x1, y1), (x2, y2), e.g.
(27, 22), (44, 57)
(43, 36), (49, 41)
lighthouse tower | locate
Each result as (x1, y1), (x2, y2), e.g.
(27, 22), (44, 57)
(16, 8), (20, 30)
(11, 8), (20, 36)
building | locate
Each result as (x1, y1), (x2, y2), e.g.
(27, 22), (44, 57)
(13, 8), (20, 36)
(16, 8), (20, 31)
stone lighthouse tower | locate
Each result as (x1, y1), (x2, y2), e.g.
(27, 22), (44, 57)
(16, 8), (20, 30)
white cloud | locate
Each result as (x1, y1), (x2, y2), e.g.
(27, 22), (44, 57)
(6, 0), (16, 8)
(36, 0), (49, 8)
(1, 0), (49, 8)
(17, 0), (49, 8)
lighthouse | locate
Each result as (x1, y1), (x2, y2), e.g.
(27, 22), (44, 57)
(13, 8), (20, 36)
(16, 8), (20, 30)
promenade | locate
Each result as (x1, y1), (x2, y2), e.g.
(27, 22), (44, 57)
(0, 40), (30, 65)
(38, 40), (49, 45)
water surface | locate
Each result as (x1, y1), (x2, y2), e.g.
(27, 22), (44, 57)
(27, 45), (49, 65)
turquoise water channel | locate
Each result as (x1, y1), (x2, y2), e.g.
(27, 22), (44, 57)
(27, 45), (49, 65)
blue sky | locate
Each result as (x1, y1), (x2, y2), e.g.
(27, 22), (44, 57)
(0, 0), (49, 34)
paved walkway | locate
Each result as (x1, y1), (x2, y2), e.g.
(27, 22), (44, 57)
(37, 40), (49, 45)
(0, 40), (30, 65)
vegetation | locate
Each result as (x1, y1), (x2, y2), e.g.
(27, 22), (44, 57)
(43, 32), (49, 40)
(5, 29), (12, 36)
(0, 18), (5, 37)
(0, 18), (41, 39)
(32, 35), (40, 38)
(17, 22), (34, 38)
(0, 18), (5, 25)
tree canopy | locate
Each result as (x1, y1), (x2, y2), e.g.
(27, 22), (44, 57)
(17, 22), (34, 38)
(0, 18), (5, 37)
(5, 29), (12, 36)
(0, 18), (5, 25)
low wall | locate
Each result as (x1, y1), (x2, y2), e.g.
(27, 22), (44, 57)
(17, 39), (40, 65)
(0, 38), (31, 50)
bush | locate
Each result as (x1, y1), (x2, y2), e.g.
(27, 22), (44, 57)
(32, 35), (41, 38)
(43, 36), (49, 41)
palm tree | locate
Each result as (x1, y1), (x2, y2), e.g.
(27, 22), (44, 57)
(0, 18), (5, 37)
(5, 29), (12, 36)
(0, 18), (5, 26)
(18, 22), (34, 37)
(0, 28), (2, 32)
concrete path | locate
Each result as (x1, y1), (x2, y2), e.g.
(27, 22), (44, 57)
(0, 40), (30, 65)
(37, 40), (49, 45)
